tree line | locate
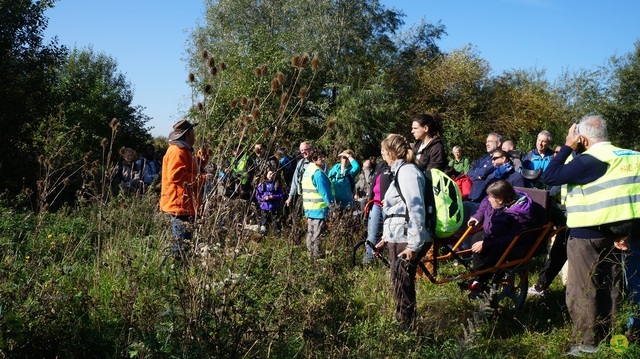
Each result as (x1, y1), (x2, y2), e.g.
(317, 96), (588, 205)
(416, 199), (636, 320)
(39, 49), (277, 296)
(2, 0), (639, 210)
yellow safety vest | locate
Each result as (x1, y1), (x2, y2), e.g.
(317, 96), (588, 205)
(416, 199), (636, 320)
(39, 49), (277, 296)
(301, 163), (328, 211)
(565, 142), (640, 228)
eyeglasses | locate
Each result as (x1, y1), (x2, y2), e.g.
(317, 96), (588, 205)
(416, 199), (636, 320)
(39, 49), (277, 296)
(491, 156), (503, 161)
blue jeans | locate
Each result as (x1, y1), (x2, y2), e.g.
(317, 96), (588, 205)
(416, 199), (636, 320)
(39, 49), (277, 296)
(169, 215), (194, 254)
(365, 204), (383, 262)
(624, 221), (640, 330)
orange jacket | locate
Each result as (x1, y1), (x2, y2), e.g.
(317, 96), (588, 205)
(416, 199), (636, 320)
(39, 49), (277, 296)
(160, 141), (210, 216)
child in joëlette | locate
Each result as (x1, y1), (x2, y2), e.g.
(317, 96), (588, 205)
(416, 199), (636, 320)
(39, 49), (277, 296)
(467, 180), (534, 297)
(254, 169), (284, 235)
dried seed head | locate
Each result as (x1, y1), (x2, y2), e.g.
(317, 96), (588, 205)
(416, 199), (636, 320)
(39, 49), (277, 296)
(188, 72), (195, 83)
(271, 78), (279, 91)
(38, 155), (45, 164)
(197, 102), (204, 112)
(253, 96), (260, 107)
(201, 50), (209, 59)
(24, 187), (33, 196)
(278, 105), (285, 114)
(242, 115), (251, 125)
(254, 67), (262, 77)
(110, 118), (120, 129)
(311, 56), (320, 71)
(219, 61), (226, 71)
(299, 53), (310, 68)
(100, 138), (108, 148)
(260, 64), (267, 75)
(251, 109), (261, 120)
(249, 126), (257, 135)
(280, 93), (289, 106)
(298, 86), (308, 98)
(210, 66), (217, 76)
(208, 57), (216, 68)
(91, 160), (98, 167)
(204, 84), (212, 95)
(63, 178), (70, 186)
(327, 118), (337, 129)
(230, 98), (239, 108)
(277, 72), (284, 84)
(262, 129), (270, 138)
(240, 96), (248, 108)
(37, 180), (44, 190)
(217, 143), (225, 151)
(291, 54), (300, 68)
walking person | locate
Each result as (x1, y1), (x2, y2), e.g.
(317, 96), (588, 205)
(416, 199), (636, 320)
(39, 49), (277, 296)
(375, 134), (431, 328)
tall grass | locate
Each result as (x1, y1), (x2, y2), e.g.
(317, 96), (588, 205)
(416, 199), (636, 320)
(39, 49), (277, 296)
(1, 52), (638, 358)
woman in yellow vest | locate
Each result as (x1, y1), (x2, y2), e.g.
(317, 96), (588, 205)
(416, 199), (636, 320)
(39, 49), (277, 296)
(301, 149), (335, 257)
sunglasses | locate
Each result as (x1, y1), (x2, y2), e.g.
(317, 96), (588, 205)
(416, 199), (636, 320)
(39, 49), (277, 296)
(491, 156), (503, 161)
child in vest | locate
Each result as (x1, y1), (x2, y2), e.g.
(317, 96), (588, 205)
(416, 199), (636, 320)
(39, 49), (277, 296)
(255, 169), (284, 235)
(467, 180), (534, 298)
(302, 149), (334, 257)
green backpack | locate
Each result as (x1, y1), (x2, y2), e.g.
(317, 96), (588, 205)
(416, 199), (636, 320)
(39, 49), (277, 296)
(394, 165), (464, 238)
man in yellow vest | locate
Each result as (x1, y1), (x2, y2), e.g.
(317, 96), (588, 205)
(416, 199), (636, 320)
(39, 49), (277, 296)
(301, 149), (334, 257)
(540, 115), (640, 355)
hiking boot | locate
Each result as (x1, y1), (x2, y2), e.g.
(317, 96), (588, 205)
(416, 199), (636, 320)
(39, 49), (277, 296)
(468, 281), (486, 299)
(527, 284), (546, 297)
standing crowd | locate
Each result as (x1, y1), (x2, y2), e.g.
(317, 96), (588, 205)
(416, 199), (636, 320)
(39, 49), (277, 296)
(152, 114), (640, 354)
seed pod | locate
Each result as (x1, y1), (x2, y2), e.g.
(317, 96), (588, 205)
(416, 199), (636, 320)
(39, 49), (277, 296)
(230, 98), (239, 108)
(311, 56), (320, 71)
(219, 61), (227, 71)
(208, 57), (216, 68)
(204, 84), (212, 95)
(210, 66), (217, 76)
(188, 73), (196, 83)
(291, 54), (300, 68)
(276, 72), (284, 84)
(201, 50), (209, 59)
(110, 118), (120, 129)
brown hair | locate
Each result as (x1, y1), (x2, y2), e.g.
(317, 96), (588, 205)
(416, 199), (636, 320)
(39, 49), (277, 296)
(486, 180), (517, 206)
(412, 113), (443, 137)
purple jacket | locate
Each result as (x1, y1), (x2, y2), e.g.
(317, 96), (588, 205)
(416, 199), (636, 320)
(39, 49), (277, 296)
(472, 190), (534, 251)
(255, 181), (284, 211)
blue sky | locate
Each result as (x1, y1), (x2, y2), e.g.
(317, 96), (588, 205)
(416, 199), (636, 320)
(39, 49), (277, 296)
(44, 0), (640, 138)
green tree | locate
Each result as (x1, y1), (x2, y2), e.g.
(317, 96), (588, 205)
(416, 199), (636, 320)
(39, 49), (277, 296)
(188, 0), (444, 158)
(602, 40), (640, 149)
(0, 0), (66, 195)
(53, 47), (151, 160)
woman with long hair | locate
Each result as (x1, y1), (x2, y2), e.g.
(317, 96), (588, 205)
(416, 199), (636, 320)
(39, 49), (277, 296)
(376, 134), (431, 328)
(411, 113), (446, 171)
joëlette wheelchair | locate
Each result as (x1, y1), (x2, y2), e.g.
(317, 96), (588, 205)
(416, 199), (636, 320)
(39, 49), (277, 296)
(418, 186), (565, 312)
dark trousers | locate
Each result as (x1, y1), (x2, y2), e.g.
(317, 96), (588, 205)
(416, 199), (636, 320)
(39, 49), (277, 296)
(536, 228), (568, 289)
(566, 235), (622, 346)
(388, 242), (431, 326)
(471, 231), (531, 283)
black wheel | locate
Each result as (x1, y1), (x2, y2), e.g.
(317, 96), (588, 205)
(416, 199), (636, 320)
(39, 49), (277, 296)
(351, 240), (390, 268)
(489, 267), (529, 315)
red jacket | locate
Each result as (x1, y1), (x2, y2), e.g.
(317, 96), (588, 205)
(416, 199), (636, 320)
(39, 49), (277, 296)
(160, 141), (209, 216)
(454, 174), (472, 201)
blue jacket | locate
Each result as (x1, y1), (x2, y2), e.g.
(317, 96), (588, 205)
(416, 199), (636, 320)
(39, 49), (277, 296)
(467, 153), (495, 202)
(522, 148), (554, 172)
(304, 168), (335, 219)
(328, 159), (361, 208)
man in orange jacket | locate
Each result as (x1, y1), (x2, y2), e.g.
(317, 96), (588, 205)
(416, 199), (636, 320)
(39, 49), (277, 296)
(160, 119), (210, 256)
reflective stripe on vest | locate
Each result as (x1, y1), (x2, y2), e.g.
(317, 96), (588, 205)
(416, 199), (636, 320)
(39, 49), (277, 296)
(565, 143), (640, 228)
(301, 163), (328, 211)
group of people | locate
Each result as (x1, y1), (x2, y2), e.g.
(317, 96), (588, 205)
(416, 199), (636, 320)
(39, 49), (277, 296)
(157, 115), (640, 354)
(111, 144), (162, 196)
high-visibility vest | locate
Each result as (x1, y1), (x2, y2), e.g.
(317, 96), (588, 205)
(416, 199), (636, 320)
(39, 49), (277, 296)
(565, 142), (640, 228)
(233, 154), (249, 185)
(301, 163), (328, 211)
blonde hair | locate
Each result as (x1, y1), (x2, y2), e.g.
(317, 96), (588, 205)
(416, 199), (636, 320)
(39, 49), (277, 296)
(381, 134), (415, 163)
